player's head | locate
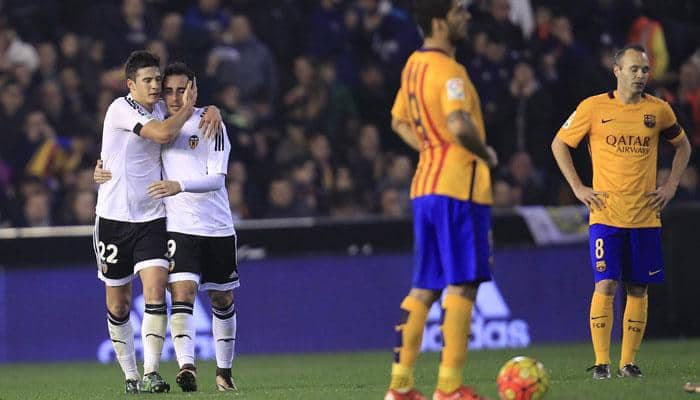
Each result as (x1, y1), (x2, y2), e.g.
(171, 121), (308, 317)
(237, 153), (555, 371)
(613, 44), (649, 96)
(124, 50), (162, 105)
(162, 62), (195, 115)
(413, 0), (470, 45)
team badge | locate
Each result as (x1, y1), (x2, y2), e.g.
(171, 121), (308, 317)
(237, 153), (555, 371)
(100, 262), (109, 275)
(189, 135), (199, 149)
(169, 259), (176, 272)
(446, 78), (465, 100)
(595, 260), (606, 272)
(644, 114), (656, 128)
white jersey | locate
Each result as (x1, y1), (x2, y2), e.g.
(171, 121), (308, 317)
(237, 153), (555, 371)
(96, 94), (166, 222)
(160, 106), (234, 237)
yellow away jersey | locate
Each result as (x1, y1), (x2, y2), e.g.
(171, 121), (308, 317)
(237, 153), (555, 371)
(391, 48), (492, 204)
(556, 91), (686, 228)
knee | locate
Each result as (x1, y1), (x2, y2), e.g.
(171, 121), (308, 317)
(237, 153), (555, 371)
(444, 284), (479, 301)
(626, 284), (648, 298)
(143, 283), (167, 303)
(408, 288), (440, 306)
(595, 279), (618, 296)
(107, 299), (131, 318)
(209, 290), (234, 309)
(170, 282), (197, 304)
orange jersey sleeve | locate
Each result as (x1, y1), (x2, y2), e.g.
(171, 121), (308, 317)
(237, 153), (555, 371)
(556, 98), (593, 147)
(659, 100), (686, 144)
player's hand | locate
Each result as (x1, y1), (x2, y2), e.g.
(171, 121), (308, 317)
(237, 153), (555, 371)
(147, 180), (182, 199)
(573, 185), (606, 211)
(199, 105), (223, 139)
(93, 159), (112, 184)
(485, 146), (498, 168)
(646, 183), (677, 211)
(182, 78), (197, 111)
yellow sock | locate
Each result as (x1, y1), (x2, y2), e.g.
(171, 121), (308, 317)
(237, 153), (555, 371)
(389, 296), (429, 391)
(620, 294), (648, 368)
(437, 294), (473, 393)
(590, 292), (614, 365)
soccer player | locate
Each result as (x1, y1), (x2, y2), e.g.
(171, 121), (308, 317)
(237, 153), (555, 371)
(149, 62), (239, 393)
(384, 1), (497, 399)
(551, 44), (691, 380)
(96, 62), (239, 392)
(94, 51), (222, 394)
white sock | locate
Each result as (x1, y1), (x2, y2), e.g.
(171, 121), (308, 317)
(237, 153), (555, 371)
(142, 303), (167, 374)
(107, 312), (139, 381)
(212, 303), (236, 369)
(170, 302), (196, 368)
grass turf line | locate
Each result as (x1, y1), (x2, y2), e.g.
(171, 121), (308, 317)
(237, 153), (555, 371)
(0, 339), (698, 399)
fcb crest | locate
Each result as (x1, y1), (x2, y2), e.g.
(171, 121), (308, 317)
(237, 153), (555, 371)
(188, 135), (199, 149)
(100, 262), (109, 275)
(595, 260), (606, 272)
(644, 114), (656, 128)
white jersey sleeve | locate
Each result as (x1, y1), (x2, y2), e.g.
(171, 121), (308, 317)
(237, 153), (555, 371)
(207, 123), (230, 175)
(109, 95), (157, 135)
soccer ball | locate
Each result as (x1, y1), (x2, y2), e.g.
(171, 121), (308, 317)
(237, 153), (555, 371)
(496, 356), (549, 400)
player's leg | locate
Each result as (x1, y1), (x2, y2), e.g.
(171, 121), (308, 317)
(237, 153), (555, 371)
(133, 218), (171, 392)
(619, 283), (647, 377)
(433, 199), (491, 399)
(386, 196), (440, 400)
(208, 290), (239, 391)
(618, 227), (663, 377)
(95, 217), (140, 392)
(170, 281), (198, 391)
(105, 284), (140, 387)
(200, 234), (240, 392)
(167, 232), (203, 392)
(587, 224), (625, 379)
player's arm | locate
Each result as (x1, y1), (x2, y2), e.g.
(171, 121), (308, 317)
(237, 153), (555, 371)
(551, 137), (605, 211)
(140, 80), (197, 144)
(446, 110), (497, 167)
(147, 125), (230, 199)
(647, 128), (691, 210)
(391, 118), (420, 151)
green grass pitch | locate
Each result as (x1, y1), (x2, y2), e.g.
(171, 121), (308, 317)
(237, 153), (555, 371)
(0, 339), (698, 399)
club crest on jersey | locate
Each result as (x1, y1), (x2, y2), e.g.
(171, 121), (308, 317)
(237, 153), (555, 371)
(446, 78), (465, 100)
(189, 135), (199, 149)
(644, 114), (656, 128)
(100, 262), (109, 275)
(596, 260), (606, 272)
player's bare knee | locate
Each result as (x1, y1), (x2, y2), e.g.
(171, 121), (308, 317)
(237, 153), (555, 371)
(445, 283), (478, 300)
(408, 288), (440, 306)
(171, 281), (197, 303)
(209, 290), (234, 309)
(625, 283), (647, 298)
(107, 300), (131, 318)
(595, 279), (617, 296)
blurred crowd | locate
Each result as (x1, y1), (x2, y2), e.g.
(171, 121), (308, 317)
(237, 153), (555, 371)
(0, 0), (700, 227)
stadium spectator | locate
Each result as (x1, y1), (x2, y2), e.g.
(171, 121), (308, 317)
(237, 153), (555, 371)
(0, 80), (27, 160)
(21, 189), (52, 227)
(184, 0), (229, 41)
(265, 177), (298, 218)
(490, 61), (554, 170)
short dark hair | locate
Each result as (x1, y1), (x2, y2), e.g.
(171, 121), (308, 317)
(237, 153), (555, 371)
(163, 61), (195, 82)
(412, 0), (453, 38)
(124, 50), (160, 81)
(613, 44), (646, 67)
